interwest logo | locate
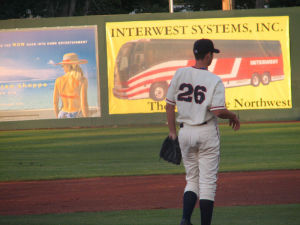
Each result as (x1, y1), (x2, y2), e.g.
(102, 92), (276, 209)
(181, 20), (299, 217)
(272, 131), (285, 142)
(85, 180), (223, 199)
(250, 59), (278, 65)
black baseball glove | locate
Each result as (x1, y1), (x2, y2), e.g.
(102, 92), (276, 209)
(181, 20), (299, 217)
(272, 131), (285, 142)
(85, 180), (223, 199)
(159, 136), (182, 165)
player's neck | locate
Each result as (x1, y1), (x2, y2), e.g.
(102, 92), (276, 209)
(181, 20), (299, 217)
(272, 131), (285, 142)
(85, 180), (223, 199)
(194, 60), (208, 70)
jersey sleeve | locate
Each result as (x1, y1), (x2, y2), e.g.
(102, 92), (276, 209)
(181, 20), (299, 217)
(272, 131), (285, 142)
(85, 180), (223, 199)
(209, 80), (226, 111)
(165, 72), (178, 105)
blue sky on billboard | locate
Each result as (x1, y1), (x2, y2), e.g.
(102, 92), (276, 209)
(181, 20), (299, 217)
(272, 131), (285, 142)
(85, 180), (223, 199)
(0, 26), (98, 82)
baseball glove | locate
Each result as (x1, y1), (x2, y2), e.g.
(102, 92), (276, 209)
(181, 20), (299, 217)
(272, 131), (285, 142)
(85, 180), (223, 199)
(160, 136), (182, 165)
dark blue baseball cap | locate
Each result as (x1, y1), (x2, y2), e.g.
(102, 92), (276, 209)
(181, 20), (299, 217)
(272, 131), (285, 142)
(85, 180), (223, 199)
(193, 39), (220, 55)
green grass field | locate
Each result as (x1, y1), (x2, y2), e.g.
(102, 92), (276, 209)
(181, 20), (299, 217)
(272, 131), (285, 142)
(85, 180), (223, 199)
(0, 122), (300, 181)
(0, 122), (299, 225)
(1, 204), (299, 225)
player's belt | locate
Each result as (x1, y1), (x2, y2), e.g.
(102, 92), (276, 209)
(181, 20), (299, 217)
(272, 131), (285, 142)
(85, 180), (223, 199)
(180, 121), (207, 128)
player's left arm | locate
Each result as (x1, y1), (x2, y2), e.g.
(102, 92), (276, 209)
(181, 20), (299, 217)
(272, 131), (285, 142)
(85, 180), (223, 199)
(165, 71), (179, 140)
(166, 103), (177, 140)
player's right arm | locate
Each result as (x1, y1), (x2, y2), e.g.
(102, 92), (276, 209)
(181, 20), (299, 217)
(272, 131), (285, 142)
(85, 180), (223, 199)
(210, 79), (240, 131)
(211, 109), (240, 131)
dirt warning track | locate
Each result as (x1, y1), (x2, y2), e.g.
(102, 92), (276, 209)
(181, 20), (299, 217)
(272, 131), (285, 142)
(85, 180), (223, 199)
(0, 170), (299, 215)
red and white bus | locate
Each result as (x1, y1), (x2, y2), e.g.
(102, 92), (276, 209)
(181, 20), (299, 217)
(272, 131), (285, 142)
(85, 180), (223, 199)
(113, 39), (284, 101)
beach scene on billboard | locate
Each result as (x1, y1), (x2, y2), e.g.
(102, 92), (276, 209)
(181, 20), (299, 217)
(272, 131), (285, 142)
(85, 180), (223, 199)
(0, 26), (100, 121)
(113, 39), (284, 101)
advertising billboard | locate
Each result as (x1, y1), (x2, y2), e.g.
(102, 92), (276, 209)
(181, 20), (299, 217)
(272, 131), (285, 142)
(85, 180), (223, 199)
(0, 26), (100, 121)
(106, 16), (291, 114)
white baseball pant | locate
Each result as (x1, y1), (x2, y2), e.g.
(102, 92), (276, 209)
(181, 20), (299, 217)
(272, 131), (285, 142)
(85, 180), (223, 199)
(178, 119), (220, 201)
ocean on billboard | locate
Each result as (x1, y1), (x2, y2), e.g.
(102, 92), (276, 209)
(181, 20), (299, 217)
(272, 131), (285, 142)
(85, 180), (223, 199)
(0, 77), (98, 111)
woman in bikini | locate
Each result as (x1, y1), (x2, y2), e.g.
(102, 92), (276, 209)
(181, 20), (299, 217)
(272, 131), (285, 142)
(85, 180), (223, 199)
(53, 53), (89, 118)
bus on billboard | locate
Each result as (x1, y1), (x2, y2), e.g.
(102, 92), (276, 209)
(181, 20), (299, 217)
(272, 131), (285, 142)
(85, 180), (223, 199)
(113, 39), (284, 101)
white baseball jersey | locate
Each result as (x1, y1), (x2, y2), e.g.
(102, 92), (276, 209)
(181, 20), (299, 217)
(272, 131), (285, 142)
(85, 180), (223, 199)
(166, 67), (226, 125)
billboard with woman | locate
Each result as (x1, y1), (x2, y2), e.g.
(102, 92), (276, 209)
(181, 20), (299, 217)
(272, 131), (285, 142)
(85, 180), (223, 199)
(0, 26), (100, 121)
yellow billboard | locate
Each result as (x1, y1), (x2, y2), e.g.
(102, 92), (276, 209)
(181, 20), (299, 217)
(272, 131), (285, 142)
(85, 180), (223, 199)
(106, 16), (291, 114)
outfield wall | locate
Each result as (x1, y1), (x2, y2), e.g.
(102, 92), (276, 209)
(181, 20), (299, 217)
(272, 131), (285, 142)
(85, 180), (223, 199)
(0, 7), (299, 130)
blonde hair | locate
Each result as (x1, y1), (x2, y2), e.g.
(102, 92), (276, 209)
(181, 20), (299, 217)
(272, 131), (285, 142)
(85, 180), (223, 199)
(66, 64), (85, 81)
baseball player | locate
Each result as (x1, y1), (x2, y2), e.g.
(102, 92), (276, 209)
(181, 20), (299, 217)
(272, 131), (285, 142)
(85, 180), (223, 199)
(165, 39), (240, 225)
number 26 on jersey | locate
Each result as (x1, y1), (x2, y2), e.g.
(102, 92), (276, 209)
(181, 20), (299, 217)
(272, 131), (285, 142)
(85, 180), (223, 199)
(177, 83), (207, 104)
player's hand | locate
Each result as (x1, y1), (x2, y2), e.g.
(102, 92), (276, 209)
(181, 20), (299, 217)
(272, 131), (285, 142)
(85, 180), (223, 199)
(229, 116), (240, 131)
(168, 132), (177, 140)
